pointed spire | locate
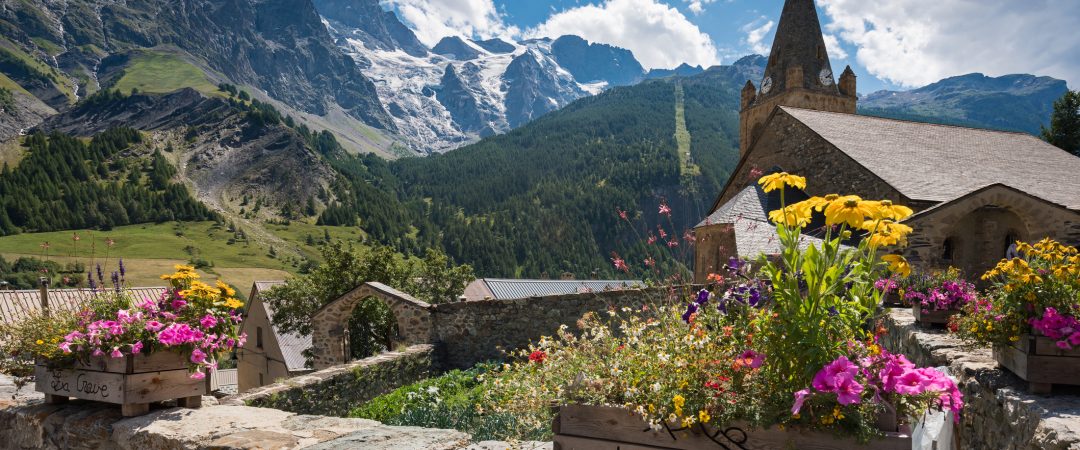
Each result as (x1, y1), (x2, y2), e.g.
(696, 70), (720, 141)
(759, 0), (837, 99)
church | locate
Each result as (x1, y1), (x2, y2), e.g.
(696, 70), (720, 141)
(694, 0), (1080, 282)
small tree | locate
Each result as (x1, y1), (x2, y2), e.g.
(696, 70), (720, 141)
(1042, 90), (1080, 157)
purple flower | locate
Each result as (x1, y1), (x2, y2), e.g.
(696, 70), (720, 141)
(190, 348), (207, 364)
(145, 320), (165, 332)
(200, 314), (218, 329)
(682, 302), (699, 323)
(696, 289), (711, 305)
(87, 272), (97, 291)
(835, 377), (864, 405)
(110, 347), (124, 359)
(96, 264), (104, 285)
(812, 356), (859, 392)
(131, 341), (144, 354)
(118, 258), (126, 278)
(190, 370), (205, 380)
(791, 389), (812, 415)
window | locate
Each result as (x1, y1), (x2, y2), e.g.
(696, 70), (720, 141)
(259, 373), (264, 386)
(256, 327), (263, 349)
(942, 238), (955, 261)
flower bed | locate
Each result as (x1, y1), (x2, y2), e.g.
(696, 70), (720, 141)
(482, 173), (962, 445)
(7, 265), (246, 416)
(883, 268), (976, 326)
(954, 239), (1080, 393)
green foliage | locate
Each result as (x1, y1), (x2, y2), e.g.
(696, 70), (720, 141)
(314, 74), (742, 278)
(0, 86), (13, 112)
(0, 255), (85, 289)
(1042, 90), (1080, 156)
(112, 51), (218, 95)
(351, 364), (546, 441)
(0, 128), (216, 235)
(263, 243), (473, 358)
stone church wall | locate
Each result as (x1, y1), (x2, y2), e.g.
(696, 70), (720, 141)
(719, 109), (907, 208)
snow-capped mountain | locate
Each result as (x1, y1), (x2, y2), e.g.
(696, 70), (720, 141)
(315, 0), (648, 153)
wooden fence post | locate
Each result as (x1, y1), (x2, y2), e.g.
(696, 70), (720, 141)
(39, 276), (49, 317)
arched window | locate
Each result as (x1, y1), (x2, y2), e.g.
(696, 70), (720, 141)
(942, 238), (955, 261)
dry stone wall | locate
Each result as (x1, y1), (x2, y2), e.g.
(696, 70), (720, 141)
(881, 308), (1080, 449)
(432, 288), (673, 369)
(226, 344), (434, 417)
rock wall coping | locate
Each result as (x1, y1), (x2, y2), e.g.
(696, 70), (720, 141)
(224, 344), (435, 417)
(881, 308), (1080, 450)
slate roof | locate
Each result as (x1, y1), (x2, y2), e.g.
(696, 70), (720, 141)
(466, 279), (644, 300)
(251, 280), (311, 373)
(696, 184), (770, 228)
(697, 185), (839, 259)
(0, 287), (167, 324)
(781, 107), (1080, 210)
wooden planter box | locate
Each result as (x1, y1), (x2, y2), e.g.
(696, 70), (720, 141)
(994, 334), (1080, 394)
(552, 405), (912, 450)
(911, 305), (959, 327)
(881, 292), (904, 307)
(35, 351), (212, 416)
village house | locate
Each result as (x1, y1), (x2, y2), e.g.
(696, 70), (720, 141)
(236, 281), (312, 392)
(694, 0), (1080, 282)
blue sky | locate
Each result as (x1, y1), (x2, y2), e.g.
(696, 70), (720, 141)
(385, 0), (1079, 94)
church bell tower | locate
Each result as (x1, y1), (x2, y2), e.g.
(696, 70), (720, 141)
(739, 0), (858, 156)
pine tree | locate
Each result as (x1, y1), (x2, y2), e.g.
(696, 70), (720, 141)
(1043, 90), (1080, 157)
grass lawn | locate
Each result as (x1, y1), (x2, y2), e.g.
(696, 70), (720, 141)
(0, 221), (369, 294)
(0, 37), (75, 102)
(0, 136), (25, 168)
(113, 51), (218, 95)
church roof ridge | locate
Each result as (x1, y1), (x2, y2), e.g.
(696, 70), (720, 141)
(777, 106), (1036, 137)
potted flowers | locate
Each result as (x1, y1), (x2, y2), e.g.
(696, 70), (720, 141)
(31, 265), (245, 416)
(900, 268), (976, 327)
(482, 173), (962, 449)
(953, 239), (1080, 394)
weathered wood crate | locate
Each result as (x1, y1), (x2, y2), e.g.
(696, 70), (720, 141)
(911, 305), (959, 328)
(552, 405), (912, 450)
(994, 334), (1080, 394)
(35, 351), (212, 416)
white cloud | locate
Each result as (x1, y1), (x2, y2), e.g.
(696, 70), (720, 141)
(822, 34), (847, 60)
(742, 18), (774, 55)
(386, 0), (520, 46)
(685, 0), (717, 15)
(819, 0), (1080, 88)
(528, 0), (721, 70)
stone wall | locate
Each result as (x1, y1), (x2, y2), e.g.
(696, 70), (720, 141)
(720, 108), (911, 210)
(225, 344), (434, 417)
(432, 288), (672, 370)
(881, 308), (1080, 449)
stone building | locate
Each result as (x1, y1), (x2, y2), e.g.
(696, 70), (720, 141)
(237, 281), (312, 393)
(694, 0), (1080, 282)
(462, 278), (643, 301)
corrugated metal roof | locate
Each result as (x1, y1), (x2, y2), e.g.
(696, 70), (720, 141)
(477, 279), (644, 300)
(0, 287), (167, 323)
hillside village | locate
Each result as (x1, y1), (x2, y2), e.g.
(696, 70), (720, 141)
(1, 0), (1080, 449)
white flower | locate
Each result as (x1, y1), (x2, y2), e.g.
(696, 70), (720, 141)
(657, 352), (670, 363)
(426, 386), (439, 395)
(651, 382), (662, 392)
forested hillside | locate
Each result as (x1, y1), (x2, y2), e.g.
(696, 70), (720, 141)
(0, 127), (214, 235)
(318, 62), (757, 277)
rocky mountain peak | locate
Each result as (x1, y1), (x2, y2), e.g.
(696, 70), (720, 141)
(432, 36), (481, 60)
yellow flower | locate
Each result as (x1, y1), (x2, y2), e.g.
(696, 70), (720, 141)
(36, 339), (44, 345)
(882, 254), (912, 278)
(869, 200), (914, 221)
(174, 264), (196, 272)
(824, 195), (875, 227)
(699, 409), (711, 424)
(216, 280), (237, 298)
(758, 172), (807, 193)
(672, 394), (685, 410)
(768, 203), (813, 227)
(223, 298), (244, 309)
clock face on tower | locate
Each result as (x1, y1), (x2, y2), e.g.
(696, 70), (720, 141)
(761, 77), (773, 94)
(819, 68), (834, 86)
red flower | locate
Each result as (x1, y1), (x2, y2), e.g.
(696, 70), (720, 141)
(529, 350), (547, 364)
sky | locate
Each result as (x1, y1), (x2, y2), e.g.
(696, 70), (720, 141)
(382, 0), (1079, 94)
